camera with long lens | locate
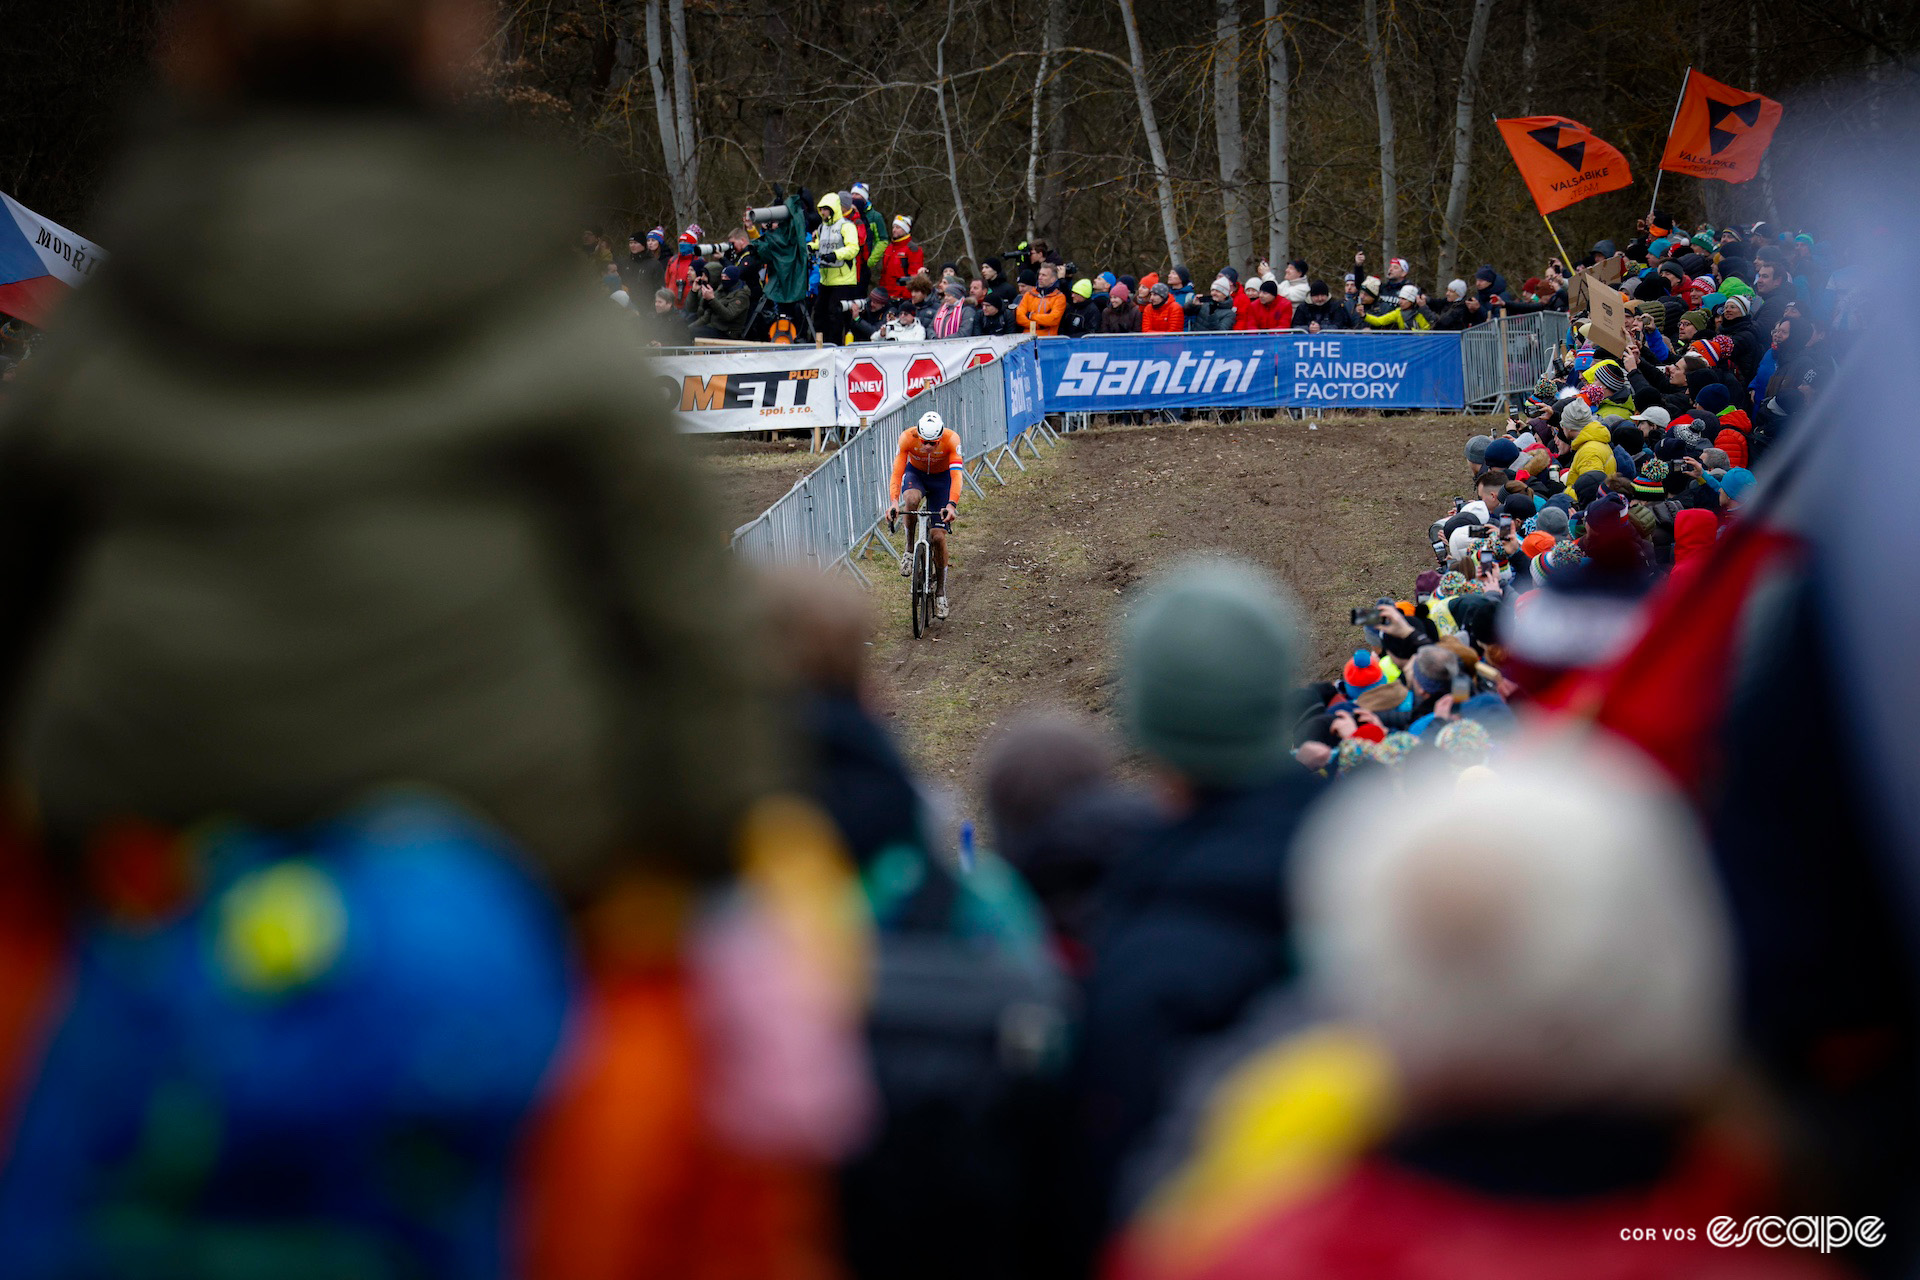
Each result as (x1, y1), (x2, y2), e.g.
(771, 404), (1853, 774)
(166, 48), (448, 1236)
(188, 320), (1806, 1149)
(747, 205), (791, 227)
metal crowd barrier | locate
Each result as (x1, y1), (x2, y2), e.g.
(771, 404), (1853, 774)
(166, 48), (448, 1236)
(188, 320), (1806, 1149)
(729, 350), (1054, 580)
(1461, 310), (1568, 410)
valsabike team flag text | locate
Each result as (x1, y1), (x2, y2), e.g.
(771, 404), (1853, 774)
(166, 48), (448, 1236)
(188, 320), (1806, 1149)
(1494, 116), (1635, 216)
(1658, 69), (1784, 184)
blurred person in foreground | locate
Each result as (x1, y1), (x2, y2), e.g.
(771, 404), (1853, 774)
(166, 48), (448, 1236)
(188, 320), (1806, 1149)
(978, 709), (1165, 977)
(1076, 560), (1323, 1246)
(1108, 733), (1842, 1280)
(0, 2), (872, 1277)
(759, 571), (1076, 1280)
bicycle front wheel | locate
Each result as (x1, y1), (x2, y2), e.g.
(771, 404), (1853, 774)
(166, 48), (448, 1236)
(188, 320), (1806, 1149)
(911, 542), (930, 638)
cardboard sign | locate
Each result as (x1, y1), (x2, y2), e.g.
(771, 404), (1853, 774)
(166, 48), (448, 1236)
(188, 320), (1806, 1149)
(1588, 284), (1629, 357)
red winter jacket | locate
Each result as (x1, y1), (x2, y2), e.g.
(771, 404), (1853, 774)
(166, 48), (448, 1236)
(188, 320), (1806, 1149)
(1140, 298), (1186, 333)
(1234, 296), (1293, 331)
(1108, 1141), (1845, 1280)
(881, 238), (925, 301)
(1713, 409), (1751, 469)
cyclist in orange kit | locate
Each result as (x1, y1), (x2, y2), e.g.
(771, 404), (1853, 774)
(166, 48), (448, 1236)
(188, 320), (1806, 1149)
(887, 409), (962, 619)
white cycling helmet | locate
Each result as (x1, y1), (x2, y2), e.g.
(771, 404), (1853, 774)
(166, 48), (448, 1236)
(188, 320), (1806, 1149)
(916, 410), (945, 441)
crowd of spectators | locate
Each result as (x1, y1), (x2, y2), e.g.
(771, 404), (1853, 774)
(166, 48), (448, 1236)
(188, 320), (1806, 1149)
(589, 184), (1854, 380)
(8, 0), (1909, 1276)
(741, 209), (1875, 1279)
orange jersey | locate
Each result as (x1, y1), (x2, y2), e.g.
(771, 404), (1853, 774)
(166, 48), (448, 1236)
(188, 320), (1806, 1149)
(890, 427), (964, 505)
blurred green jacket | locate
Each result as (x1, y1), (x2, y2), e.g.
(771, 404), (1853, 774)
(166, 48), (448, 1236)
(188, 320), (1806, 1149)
(0, 112), (782, 897)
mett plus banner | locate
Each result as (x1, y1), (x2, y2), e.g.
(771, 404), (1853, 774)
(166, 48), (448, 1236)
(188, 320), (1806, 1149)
(652, 347), (839, 434)
(1035, 331), (1466, 412)
(652, 334), (1033, 433)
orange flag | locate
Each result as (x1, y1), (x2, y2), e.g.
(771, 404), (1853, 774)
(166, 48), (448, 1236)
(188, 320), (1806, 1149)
(1658, 69), (1783, 183)
(1496, 116), (1635, 216)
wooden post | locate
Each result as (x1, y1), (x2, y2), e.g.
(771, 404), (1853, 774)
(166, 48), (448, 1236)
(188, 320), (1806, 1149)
(814, 331), (826, 451)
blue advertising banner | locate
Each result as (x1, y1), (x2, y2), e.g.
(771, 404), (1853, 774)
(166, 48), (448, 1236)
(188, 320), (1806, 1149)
(1002, 338), (1045, 435)
(1034, 331), (1466, 411)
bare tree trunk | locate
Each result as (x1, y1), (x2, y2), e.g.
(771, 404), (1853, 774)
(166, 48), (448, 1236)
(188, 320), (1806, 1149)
(1436, 0), (1495, 285)
(1117, 0), (1185, 265)
(668, 0), (698, 226)
(761, 0), (792, 180)
(1025, 18), (1052, 241)
(1264, 0), (1289, 265)
(1035, 0), (1071, 242)
(1748, 0), (1759, 90)
(1520, 0), (1538, 113)
(1361, 0), (1397, 263)
(1214, 0), (1254, 271)
(612, 0), (641, 93)
(935, 0), (977, 264)
(644, 0), (690, 228)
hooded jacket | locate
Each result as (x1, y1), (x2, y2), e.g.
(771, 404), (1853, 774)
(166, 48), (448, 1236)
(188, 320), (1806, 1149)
(1713, 411), (1752, 469)
(811, 192), (861, 288)
(1563, 417), (1618, 495)
(0, 113), (779, 894)
(880, 237), (924, 301)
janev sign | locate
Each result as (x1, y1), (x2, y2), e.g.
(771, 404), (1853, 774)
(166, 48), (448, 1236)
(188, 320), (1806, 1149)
(1034, 332), (1466, 411)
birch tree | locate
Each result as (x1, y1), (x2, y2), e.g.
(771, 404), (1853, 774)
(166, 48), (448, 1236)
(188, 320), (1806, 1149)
(1213, 0), (1254, 271)
(644, 0), (698, 229)
(1264, 0), (1290, 265)
(1436, 0), (1495, 285)
(1025, 9), (1053, 241)
(1117, 0), (1186, 265)
(1361, 0), (1397, 263)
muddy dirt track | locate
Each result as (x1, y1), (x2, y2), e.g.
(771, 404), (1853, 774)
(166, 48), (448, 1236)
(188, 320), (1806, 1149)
(834, 414), (1488, 797)
(688, 435), (835, 531)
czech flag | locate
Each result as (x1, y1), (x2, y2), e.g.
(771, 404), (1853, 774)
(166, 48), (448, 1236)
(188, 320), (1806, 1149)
(0, 193), (107, 328)
(1658, 69), (1783, 185)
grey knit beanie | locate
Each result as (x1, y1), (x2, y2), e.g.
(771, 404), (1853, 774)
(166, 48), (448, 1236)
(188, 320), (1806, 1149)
(1119, 559), (1301, 788)
(1465, 435), (1492, 465)
(1535, 506), (1571, 537)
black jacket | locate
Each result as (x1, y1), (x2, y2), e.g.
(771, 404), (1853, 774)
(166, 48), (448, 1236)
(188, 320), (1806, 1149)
(1078, 766), (1323, 1222)
(799, 693), (921, 870)
(1292, 299), (1352, 330)
(1720, 314), (1765, 383)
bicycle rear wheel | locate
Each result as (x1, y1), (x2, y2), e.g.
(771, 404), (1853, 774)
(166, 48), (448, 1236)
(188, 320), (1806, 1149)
(911, 542), (929, 638)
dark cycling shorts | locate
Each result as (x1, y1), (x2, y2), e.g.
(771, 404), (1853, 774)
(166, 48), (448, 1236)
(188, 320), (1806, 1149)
(900, 465), (954, 529)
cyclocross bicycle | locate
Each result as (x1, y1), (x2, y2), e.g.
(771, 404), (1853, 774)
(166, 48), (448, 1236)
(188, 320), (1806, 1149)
(888, 506), (940, 638)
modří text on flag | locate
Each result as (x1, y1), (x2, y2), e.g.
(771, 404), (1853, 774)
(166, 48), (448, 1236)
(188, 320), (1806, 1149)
(1658, 69), (1783, 184)
(0, 193), (108, 328)
(1495, 116), (1635, 215)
